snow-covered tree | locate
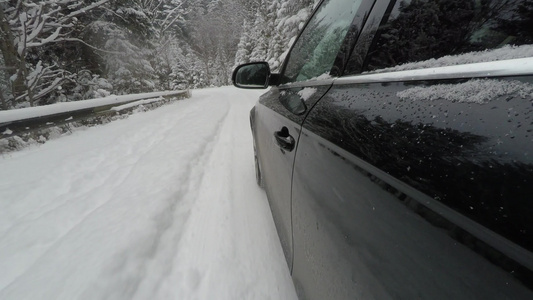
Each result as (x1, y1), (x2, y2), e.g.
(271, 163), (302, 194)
(234, 0), (316, 72)
(0, 0), (323, 109)
(84, 0), (193, 94)
(83, 1), (159, 94)
(0, 0), (110, 108)
(153, 38), (191, 90)
(186, 0), (243, 86)
(234, 20), (253, 67)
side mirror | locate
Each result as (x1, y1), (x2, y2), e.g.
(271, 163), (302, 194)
(232, 62), (273, 89)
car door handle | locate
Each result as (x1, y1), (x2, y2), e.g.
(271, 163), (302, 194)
(274, 127), (295, 152)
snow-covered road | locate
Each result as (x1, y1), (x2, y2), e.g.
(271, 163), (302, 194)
(0, 87), (297, 300)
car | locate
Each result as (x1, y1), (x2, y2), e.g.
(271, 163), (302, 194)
(232, 0), (533, 299)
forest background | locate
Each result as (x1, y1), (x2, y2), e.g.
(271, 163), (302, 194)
(0, 0), (317, 110)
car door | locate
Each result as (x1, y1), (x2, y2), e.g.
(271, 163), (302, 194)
(291, 0), (533, 299)
(254, 0), (373, 270)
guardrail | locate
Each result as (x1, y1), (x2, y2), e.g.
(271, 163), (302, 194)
(0, 90), (190, 153)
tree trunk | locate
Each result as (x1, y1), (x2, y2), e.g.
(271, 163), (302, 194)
(0, 6), (27, 103)
(0, 89), (6, 110)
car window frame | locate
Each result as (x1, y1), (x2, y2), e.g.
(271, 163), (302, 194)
(344, 0), (533, 76)
(343, 0), (396, 76)
(277, 0), (377, 86)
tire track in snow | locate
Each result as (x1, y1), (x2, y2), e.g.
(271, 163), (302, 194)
(115, 102), (233, 300)
(77, 100), (232, 300)
(156, 89), (298, 300)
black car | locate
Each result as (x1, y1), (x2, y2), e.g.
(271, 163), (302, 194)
(233, 0), (533, 299)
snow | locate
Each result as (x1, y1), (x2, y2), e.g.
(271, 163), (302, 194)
(117, 7), (148, 18)
(278, 8), (309, 31)
(26, 16), (45, 43)
(336, 57), (533, 84)
(298, 87), (317, 102)
(0, 86), (297, 300)
(64, 0), (111, 19)
(369, 44), (533, 74)
(110, 97), (165, 112)
(0, 90), (189, 124)
(19, 12), (27, 23)
(397, 79), (533, 104)
(28, 27), (62, 47)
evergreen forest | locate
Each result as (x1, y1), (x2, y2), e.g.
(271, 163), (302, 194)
(0, 0), (317, 110)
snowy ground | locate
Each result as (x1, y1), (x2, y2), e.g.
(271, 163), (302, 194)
(0, 87), (297, 300)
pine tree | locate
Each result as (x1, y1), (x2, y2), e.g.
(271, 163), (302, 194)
(234, 20), (253, 67)
(234, 0), (317, 71)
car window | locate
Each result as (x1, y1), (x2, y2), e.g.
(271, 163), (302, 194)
(281, 0), (364, 84)
(363, 0), (533, 72)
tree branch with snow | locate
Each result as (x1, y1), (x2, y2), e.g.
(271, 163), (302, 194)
(0, 0), (111, 109)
